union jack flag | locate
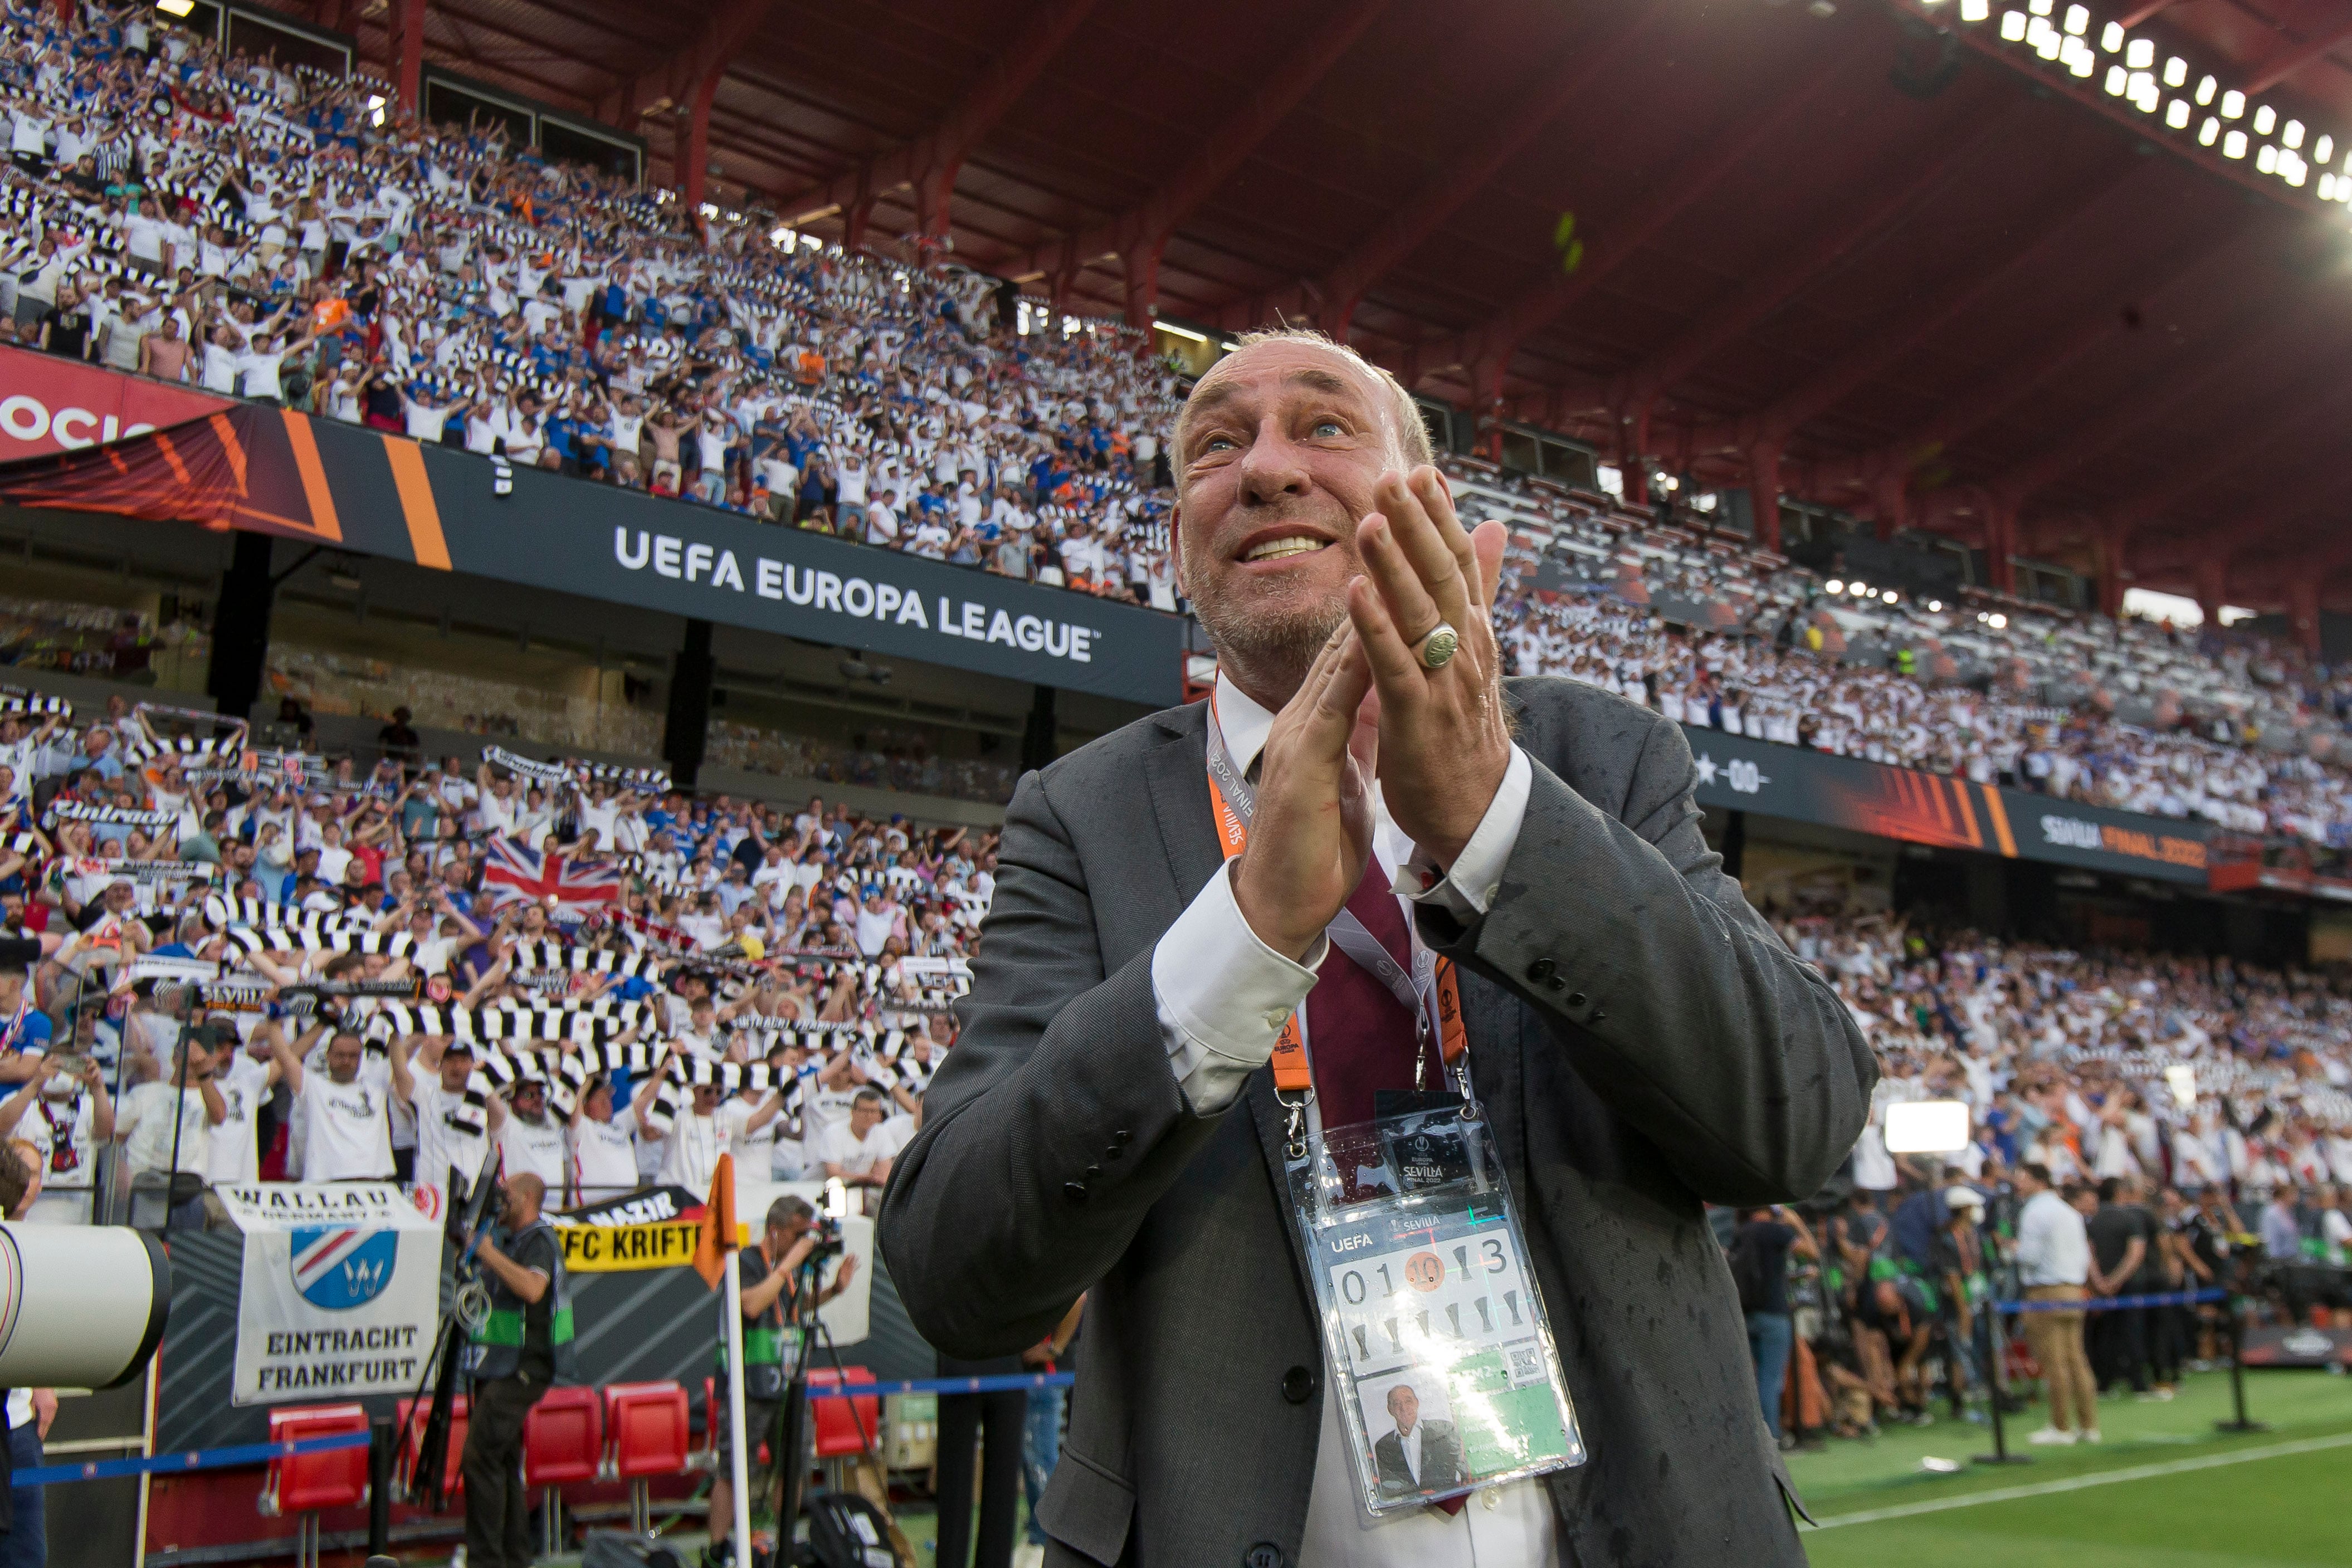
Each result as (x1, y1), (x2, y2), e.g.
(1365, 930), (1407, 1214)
(481, 836), (623, 913)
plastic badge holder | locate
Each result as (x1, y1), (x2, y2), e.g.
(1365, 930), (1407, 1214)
(1288, 1104), (1586, 1516)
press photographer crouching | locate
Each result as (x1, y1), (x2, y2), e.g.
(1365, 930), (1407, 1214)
(456, 1172), (575, 1568)
(706, 1195), (858, 1568)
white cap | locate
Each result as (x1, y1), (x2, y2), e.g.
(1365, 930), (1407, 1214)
(1944, 1185), (1986, 1213)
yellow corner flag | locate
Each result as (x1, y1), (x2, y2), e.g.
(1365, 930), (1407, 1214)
(692, 1152), (738, 1290)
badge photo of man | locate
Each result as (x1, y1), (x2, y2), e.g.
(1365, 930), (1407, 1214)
(1372, 1380), (1463, 1501)
(881, 328), (1874, 1568)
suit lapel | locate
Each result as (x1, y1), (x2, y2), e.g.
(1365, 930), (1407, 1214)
(1143, 703), (1326, 1293)
(1141, 702), (1223, 905)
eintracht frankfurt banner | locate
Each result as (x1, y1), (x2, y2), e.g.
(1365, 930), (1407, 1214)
(218, 1183), (442, 1406)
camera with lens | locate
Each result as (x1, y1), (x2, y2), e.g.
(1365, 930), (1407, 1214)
(805, 1210), (845, 1262)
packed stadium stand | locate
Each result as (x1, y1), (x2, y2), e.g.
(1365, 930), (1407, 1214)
(0, 0), (2348, 1560)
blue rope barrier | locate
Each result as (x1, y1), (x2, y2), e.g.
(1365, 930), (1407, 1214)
(805, 1371), (1076, 1399)
(13, 1429), (373, 1488)
(1993, 1288), (2229, 1313)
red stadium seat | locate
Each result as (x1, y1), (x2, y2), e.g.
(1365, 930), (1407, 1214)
(393, 1393), (471, 1509)
(604, 1380), (691, 1532)
(260, 1404), (370, 1568)
(524, 1386), (604, 1557)
(806, 1365), (879, 1459)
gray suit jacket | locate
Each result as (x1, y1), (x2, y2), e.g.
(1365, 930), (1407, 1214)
(882, 678), (1875, 1567)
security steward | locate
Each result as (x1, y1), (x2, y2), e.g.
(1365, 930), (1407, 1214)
(705, 1196), (858, 1568)
(459, 1171), (575, 1568)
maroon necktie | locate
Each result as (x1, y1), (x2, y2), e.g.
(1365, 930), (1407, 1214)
(1304, 863), (1472, 1517)
(1301, 860), (1420, 1138)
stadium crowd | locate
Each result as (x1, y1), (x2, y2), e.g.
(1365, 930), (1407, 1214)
(0, 688), (987, 1224)
(1467, 458), (2352, 849)
(1737, 910), (2352, 1452)
(0, 0), (1185, 606)
(7, 0), (2352, 861)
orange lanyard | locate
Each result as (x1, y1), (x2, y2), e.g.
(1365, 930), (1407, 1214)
(1204, 702), (1468, 1097)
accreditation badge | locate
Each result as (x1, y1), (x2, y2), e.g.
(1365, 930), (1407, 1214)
(1287, 1103), (1586, 1515)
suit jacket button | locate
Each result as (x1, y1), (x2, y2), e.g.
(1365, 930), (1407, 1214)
(1526, 958), (1556, 983)
(1085, 1164), (1102, 1179)
(1245, 1545), (1285, 1568)
(1566, 991), (1587, 1008)
(1546, 975), (1566, 991)
(1111, 1129), (1132, 1146)
(1104, 1143), (1123, 1160)
(1280, 1365), (1316, 1404)
(1063, 1180), (1088, 1202)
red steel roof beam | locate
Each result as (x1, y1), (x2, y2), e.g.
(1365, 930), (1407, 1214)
(999, 0), (1390, 326)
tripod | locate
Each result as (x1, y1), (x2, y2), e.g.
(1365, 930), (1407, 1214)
(767, 1254), (890, 1565)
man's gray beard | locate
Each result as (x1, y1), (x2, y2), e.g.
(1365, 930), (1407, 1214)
(1187, 578), (1349, 705)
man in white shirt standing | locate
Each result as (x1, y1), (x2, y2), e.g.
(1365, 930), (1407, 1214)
(206, 1021), (282, 1188)
(2014, 1161), (2100, 1445)
(497, 1077), (569, 1197)
(814, 1087), (906, 1196)
(568, 1074), (641, 1201)
(269, 1023), (396, 1182)
(114, 1029), (227, 1225)
(391, 1035), (495, 1213)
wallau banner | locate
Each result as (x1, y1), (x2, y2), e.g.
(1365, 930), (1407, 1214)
(0, 388), (1188, 707)
(216, 1181), (442, 1405)
(1675, 722), (2213, 883)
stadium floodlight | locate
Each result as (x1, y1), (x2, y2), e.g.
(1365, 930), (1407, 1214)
(2283, 119), (2306, 150)
(2256, 144), (2278, 173)
(2000, 9), (2028, 41)
(2196, 74), (2217, 106)
(2317, 135), (2335, 163)
(2254, 104), (2277, 135)
(2325, 174), (2340, 201)
(1826, 579), (1846, 594)
(2063, 3), (2087, 32)
(2104, 65), (2129, 95)
(1961, 0), (1990, 19)
(1884, 1100), (1972, 1155)
(2282, 152), (2308, 186)
(2163, 56), (2187, 87)
(2135, 79), (2163, 114)
(2199, 116), (2221, 146)
(2165, 99), (2190, 130)
(2032, 19), (2062, 58)
(1882, 589), (1900, 603)
(2067, 38), (2096, 76)
(1927, 599), (1943, 612)
(2100, 19), (2124, 50)
(1989, 613), (2008, 628)
(2125, 37), (2154, 69)
(2221, 89), (2246, 118)
(2224, 129), (2248, 158)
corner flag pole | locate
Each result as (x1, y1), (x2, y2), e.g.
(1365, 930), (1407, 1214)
(713, 1156), (753, 1557)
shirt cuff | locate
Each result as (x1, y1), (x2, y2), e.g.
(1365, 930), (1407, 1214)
(1397, 745), (1531, 922)
(1151, 859), (1325, 1115)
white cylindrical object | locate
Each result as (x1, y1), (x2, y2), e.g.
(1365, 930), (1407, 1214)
(0, 1224), (171, 1389)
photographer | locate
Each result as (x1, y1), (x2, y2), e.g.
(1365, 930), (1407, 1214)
(706, 1195), (858, 1568)
(457, 1171), (575, 1568)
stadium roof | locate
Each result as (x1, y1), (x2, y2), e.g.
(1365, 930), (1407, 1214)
(275, 0), (2352, 613)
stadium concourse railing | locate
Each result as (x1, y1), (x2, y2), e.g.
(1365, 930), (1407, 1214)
(3, 347), (2341, 900)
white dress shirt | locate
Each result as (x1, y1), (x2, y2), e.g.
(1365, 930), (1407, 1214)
(2016, 1189), (2091, 1287)
(1151, 672), (1556, 1568)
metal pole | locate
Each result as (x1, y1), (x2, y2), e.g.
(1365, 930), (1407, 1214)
(723, 1232), (753, 1556)
(366, 1415), (394, 1556)
(2215, 1295), (2268, 1434)
(1973, 1303), (2029, 1466)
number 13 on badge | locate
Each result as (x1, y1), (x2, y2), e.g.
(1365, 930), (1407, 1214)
(1291, 1112), (1585, 1513)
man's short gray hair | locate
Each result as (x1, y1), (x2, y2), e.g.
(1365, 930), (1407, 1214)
(1173, 328), (1435, 473)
